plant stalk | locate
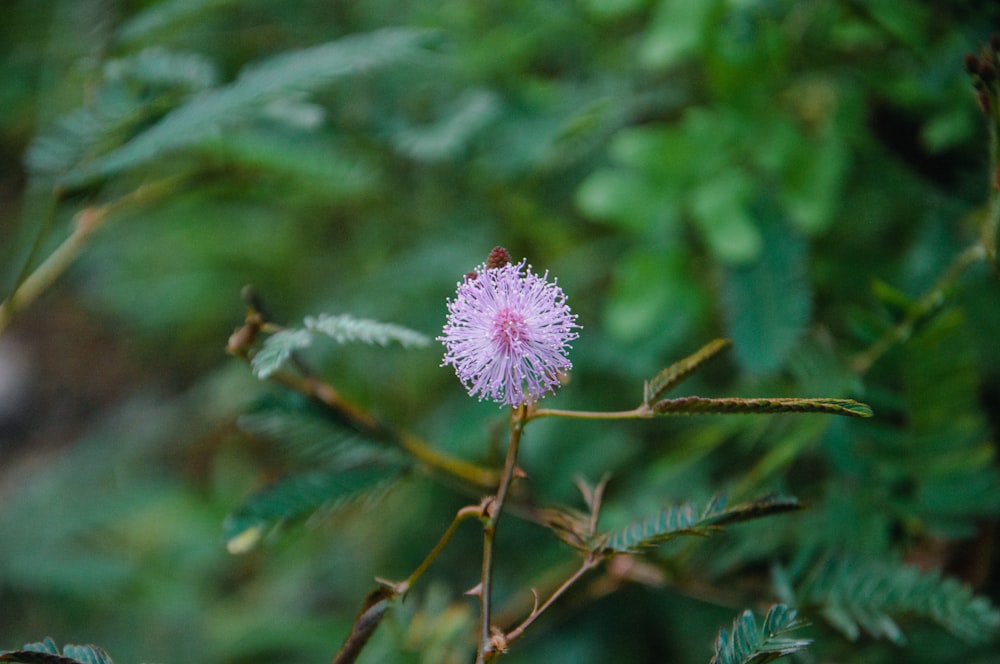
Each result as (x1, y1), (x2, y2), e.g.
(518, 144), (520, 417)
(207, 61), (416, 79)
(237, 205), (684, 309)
(477, 404), (526, 663)
(397, 504), (481, 595)
(267, 369), (499, 489)
(0, 177), (181, 335)
(502, 554), (601, 647)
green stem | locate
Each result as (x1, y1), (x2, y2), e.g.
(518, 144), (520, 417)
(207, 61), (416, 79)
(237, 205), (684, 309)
(394, 504), (481, 596)
(0, 206), (100, 335)
(477, 405), (527, 663)
(528, 405), (650, 421)
(0, 177), (181, 335)
(502, 554), (602, 647)
(268, 369), (499, 489)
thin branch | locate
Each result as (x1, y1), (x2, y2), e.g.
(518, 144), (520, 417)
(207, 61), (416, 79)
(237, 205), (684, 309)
(331, 505), (482, 664)
(264, 367), (499, 489)
(394, 504), (482, 596)
(0, 177), (182, 335)
(503, 554), (603, 647)
(0, 206), (101, 334)
(331, 586), (396, 664)
(477, 405), (527, 663)
(528, 405), (651, 421)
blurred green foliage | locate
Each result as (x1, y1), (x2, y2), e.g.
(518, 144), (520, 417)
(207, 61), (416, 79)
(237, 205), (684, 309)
(2, 0), (1000, 662)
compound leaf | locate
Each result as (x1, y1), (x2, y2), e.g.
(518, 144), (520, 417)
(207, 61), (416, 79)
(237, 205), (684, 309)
(798, 555), (1000, 644)
(60, 28), (435, 188)
(601, 496), (801, 554)
(710, 604), (810, 664)
(1, 640), (114, 664)
(251, 313), (430, 379)
(652, 396), (872, 418)
(721, 217), (811, 375)
(645, 338), (731, 404)
(223, 465), (403, 554)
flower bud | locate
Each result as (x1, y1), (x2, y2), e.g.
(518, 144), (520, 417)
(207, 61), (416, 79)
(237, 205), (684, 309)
(486, 246), (512, 270)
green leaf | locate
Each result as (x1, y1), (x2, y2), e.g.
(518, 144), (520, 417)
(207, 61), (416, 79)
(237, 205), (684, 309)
(710, 604), (811, 664)
(639, 0), (723, 70)
(59, 28), (435, 188)
(104, 47), (219, 92)
(21, 640), (59, 655)
(574, 169), (668, 232)
(59, 647), (113, 664)
(689, 173), (763, 265)
(25, 48), (218, 179)
(250, 329), (313, 379)
(393, 89), (501, 162)
(600, 496), (801, 554)
(798, 555), (1000, 644)
(237, 396), (382, 466)
(652, 396), (873, 418)
(645, 338), (731, 404)
(602, 501), (706, 553)
(223, 465), (403, 554)
(199, 130), (380, 200)
(304, 314), (431, 348)
(251, 313), (430, 379)
(1, 654), (83, 664)
(780, 127), (848, 235)
(701, 495), (804, 527)
(1, 640), (114, 664)
(25, 88), (147, 178)
(117, 0), (240, 44)
(893, 308), (1000, 535)
(601, 247), (703, 348)
(721, 217), (811, 375)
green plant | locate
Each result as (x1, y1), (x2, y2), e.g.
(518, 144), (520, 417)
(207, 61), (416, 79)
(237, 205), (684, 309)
(2, 3), (1000, 663)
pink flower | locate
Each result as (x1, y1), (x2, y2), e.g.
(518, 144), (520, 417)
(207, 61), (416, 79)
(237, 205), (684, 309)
(439, 256), (580, 407)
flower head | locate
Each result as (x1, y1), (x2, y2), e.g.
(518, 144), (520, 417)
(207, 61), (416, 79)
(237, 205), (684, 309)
(439, 253), (580, 407)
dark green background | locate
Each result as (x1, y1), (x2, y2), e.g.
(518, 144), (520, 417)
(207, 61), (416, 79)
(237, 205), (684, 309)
(1, 1), (999, 662)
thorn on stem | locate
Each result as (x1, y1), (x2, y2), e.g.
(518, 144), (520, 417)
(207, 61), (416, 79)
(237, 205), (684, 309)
(529, 587), (540, 616)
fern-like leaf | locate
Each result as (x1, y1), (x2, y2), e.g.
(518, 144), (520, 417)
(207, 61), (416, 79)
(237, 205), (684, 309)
(304, 314), (431, 348)
(798, 555), (1000, 644)
(104, 47), (218, 92)
(223, 465), (403, 554)
(251, 313), (430, 379)
(710, 604), (811, 664)
(25, 91), (146, 178)
(251, 329), (313, 379)
(58, 647), (113, 664)
(26, 49), (218, 179)
(701, 495), (804, 527)
(392, 89), (501, 162)
(600, 496), (801, 554)
(117, 0), (238, 44)
(644, 338), (731, 404)
(238, 396), (382, 465)
(652, 396), (872, 418)
(721, 215), (811, 375)
(60, 28), (435, 188)
(1, 639), (114, 664)
(0, 654), (81, 664)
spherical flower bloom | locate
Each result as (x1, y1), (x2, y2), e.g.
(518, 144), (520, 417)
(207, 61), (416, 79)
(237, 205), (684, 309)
(439, 256), (580, 407)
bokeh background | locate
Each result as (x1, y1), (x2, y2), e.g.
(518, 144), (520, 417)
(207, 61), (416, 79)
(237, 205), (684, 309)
(2, 1), (1000, 662)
